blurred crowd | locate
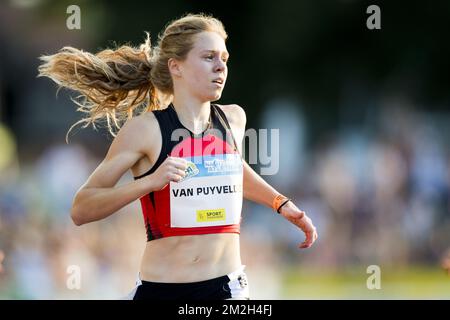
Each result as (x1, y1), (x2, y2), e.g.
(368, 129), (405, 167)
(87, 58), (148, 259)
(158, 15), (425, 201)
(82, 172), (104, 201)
(258, 99), (450, 272)
(0, 100), (449, 299)
(1, 0), (449, 300)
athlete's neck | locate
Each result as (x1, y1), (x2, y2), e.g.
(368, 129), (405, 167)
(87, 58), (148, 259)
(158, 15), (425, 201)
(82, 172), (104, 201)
(171, 96), (211, 134)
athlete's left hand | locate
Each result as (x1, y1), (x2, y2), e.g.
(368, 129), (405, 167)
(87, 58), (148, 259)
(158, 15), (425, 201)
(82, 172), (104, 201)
(279, 202), (318, 249)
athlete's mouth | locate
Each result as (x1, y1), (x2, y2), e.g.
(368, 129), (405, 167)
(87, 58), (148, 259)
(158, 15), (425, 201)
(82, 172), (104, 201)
(212, 78), (225, 85)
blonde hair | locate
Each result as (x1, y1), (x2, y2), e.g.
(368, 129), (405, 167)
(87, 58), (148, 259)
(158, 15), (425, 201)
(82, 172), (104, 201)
(37, 13), (227, 141)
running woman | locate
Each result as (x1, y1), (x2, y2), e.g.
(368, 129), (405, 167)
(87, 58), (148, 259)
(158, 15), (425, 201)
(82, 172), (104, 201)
(37, 13), (318, 300)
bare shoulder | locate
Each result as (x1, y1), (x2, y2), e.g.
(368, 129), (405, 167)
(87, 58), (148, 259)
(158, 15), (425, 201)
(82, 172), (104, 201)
(123, 111), (158, 132)
(107, 111), (160, 157)
(215, 103), (247, 129)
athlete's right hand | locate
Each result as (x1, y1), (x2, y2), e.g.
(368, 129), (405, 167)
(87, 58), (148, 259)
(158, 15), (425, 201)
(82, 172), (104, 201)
(148, 156), (188, 190)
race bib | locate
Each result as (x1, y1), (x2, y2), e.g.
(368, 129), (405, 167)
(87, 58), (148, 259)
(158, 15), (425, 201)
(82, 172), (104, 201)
(169, 153), (243, 228)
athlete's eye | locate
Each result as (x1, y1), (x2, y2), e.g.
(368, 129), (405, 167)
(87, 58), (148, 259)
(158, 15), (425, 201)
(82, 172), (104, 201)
(205, 55), (214, 61)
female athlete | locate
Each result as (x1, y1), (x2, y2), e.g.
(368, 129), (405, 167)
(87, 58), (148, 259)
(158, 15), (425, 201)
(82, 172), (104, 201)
(38, 13), (318, 300)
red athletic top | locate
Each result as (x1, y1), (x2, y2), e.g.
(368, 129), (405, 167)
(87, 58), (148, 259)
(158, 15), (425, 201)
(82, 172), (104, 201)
(134, 104), (243, 241)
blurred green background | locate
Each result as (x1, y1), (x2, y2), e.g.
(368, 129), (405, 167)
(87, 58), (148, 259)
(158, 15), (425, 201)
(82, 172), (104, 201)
(0, 0), (449, 299)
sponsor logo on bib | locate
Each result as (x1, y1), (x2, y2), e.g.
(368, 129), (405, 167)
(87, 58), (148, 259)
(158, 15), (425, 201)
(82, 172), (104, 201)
(204, 158), (241, 173)
(179, 161), (199, 182)
(196, 209), (226, 222)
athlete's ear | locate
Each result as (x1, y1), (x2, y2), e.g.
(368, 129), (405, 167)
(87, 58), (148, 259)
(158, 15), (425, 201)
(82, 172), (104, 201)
(168, 58), (182, 78)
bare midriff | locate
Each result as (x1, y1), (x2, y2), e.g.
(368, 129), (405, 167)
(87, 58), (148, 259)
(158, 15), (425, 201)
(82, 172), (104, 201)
(139, 233), (241, 283)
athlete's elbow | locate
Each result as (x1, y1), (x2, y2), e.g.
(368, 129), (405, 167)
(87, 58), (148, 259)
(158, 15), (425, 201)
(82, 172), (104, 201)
(71, 215), (84, 226)
(70, 207), (85, 226)
(70, 193), (90, 226)
(70, 190), (108, 226)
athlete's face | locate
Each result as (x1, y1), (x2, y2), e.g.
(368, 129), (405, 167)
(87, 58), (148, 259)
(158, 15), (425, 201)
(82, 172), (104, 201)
(175, 31), (229, 102)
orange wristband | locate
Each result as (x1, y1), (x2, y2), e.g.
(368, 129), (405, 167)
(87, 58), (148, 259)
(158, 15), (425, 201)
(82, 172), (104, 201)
(272, 194), (291, 214)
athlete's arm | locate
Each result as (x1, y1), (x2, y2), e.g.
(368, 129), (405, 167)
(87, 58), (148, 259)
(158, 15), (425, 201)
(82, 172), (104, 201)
(218, 104), (279, 205)
(71, 113), (187, 226)
(243, 160), (318, 248)
(220, 104), (318, 249)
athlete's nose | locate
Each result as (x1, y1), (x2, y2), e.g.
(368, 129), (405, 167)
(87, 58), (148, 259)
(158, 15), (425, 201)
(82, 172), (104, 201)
(214, 59), (226, 73)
